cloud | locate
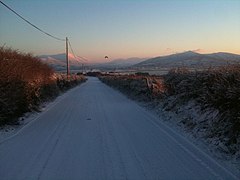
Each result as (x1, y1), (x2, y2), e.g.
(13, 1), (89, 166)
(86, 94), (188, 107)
(192, 49), (204, 53)
(165, 48), (172, 52)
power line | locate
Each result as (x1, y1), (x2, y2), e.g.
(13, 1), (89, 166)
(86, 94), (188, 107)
(68, 40), (88, 62)
(77, 55), (88, 62)
(0, 0), (65, 41)
(68, 40), (78, 60)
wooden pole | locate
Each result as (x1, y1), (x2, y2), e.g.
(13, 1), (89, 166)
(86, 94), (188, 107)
(66, 37), (69, 77)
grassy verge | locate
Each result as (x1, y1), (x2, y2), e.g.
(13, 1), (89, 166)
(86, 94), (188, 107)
(99, 65), (240, 156)
(163, 67), (240, 151)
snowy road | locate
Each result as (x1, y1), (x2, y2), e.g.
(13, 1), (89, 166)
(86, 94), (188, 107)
(0, 77), (238, 179)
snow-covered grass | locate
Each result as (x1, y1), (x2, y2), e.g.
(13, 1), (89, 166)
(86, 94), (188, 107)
(99, 66), (240, 170)
(163, 66), (240, 155)
(0, 105), (46, 142)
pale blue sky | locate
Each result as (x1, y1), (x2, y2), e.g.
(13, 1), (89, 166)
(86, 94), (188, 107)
(0, 0), (239, 62)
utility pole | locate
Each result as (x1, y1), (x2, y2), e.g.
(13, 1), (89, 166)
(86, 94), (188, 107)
(66, 37), (70, 77)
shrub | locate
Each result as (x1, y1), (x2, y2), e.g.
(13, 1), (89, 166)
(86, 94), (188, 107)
(164, 66), (240, 148)
(100, 65), (240, 154)
(0, 46), (86, 125)
(100, 74), (165, 101)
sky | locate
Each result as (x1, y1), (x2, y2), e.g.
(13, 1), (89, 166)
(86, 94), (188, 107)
(0, 0), (239, 62)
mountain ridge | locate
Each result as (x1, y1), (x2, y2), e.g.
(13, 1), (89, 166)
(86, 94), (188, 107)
(39, 53), (86, 71)
(134, 51), (240, 68)
(39, 51), (240, 71)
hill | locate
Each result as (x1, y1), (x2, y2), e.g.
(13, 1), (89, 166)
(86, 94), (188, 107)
(39, 53), (86, 71)
(134, 51), (240, 69)
(94, 57), (147, 69)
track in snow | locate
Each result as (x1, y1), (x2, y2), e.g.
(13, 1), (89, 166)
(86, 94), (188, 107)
(0, 77), (238, 179)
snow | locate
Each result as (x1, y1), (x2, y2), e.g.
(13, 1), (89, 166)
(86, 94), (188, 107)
(0, 108), (48, 143)
(0, 77), (239, 179)
(0, 86), (80, 143)
(145, 99), (240, 175)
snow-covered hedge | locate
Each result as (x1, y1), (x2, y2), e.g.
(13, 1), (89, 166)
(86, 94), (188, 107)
(164, 66), (240, 154)
(100, 74), (165, 101)
(0, 47), (86, 125)
(100, 66), (240, 155)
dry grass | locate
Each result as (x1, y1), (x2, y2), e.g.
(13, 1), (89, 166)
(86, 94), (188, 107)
(164, 66), (240, 150)
(100, 74), (165, 101)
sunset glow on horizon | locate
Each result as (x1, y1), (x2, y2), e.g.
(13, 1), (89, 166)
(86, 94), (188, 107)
(0, 0), (239, 63)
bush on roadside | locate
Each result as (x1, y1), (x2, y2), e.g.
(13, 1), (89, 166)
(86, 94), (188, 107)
(0, 46), (86, 125)
(99, 65), (240, 154)
(164, 66), (240, 151)
(100, 75), (152, 101)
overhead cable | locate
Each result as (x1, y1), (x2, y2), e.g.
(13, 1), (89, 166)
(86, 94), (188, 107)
(68, 40), (88, 62)
(0, 1), (65, 41)
(68, 40), (77, 59)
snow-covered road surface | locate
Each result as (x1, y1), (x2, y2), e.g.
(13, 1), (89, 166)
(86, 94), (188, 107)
(0, 77), (238, 179)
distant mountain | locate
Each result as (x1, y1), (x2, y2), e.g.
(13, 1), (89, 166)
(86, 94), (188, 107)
(39, 53), (85, 71)
(134, 51), (240, 69)
(206, 52), (240, 61)
(108, 57), (147, 66)
(94, 57), (147, 69)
